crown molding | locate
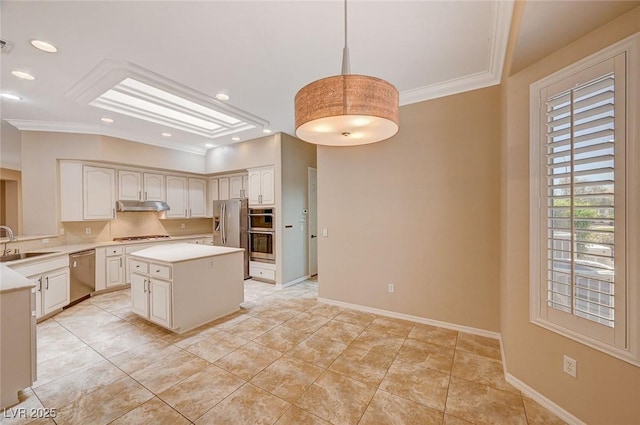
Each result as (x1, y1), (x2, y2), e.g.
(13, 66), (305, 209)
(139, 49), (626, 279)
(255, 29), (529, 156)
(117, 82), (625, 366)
(399, 0), (514, 106)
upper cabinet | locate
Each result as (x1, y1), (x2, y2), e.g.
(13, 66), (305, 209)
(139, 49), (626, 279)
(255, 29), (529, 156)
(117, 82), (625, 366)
(118, 170), (142, 201)
(165, 176), (206, 218)
(248, 166), (275, 206)
(165, 176), (188, 218)
(84, 166), (116, 220)
(218, 177), (230, 201)
(230, 175), (244, 199)
(143, 173), (165, 201)
(188, 178), (207, 218)
(118, 170), (165, 201)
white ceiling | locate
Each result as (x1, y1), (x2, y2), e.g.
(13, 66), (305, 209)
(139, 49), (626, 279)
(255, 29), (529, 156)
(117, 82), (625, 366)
(1, 1), (637, 167)
(0, 0), (513, 162)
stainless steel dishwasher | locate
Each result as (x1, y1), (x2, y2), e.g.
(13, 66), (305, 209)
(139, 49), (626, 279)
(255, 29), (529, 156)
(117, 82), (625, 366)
(69, 249), (95, 305)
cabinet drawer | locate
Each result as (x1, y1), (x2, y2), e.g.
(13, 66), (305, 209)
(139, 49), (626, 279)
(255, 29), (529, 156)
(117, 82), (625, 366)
(250, 264), (275, 281)
(150, 263), (172, 279)
(129, 259), (149, 274)
(106, 246), (124, 256)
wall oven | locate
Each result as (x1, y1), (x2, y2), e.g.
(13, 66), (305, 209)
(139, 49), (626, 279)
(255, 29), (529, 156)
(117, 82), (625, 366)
(248, 208), (275, 263)
(248, 230), (275, 263)
(248, 208), (274, 230)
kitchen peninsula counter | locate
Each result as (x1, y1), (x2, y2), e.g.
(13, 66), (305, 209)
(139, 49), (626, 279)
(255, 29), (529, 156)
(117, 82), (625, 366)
(128, 243), (244, 333)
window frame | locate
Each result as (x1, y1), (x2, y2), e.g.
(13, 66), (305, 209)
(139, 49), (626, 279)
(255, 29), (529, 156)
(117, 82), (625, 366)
(529, 32), (640, 366)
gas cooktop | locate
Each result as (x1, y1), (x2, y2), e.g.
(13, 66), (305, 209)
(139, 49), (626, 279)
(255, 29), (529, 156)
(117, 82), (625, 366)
(112, 235), (171, 242)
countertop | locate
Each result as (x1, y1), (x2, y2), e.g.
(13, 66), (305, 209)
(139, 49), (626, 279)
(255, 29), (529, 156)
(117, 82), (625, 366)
(0, 234), (213, 294)
(130, 243), (243, 263)
(0, 266), (33, 294)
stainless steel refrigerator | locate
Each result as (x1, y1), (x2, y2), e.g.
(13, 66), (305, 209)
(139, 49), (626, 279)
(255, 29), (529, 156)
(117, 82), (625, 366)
(213, 198), (250, 279)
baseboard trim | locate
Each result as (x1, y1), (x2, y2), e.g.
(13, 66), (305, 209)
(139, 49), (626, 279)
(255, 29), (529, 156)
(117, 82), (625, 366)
(278, 275), (310, 289)
(504, 373), (586, 425)
(317, 297), (500, 340)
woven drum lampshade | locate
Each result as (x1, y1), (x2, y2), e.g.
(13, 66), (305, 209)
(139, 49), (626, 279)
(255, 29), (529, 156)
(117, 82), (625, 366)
(295, 74), (399, 146)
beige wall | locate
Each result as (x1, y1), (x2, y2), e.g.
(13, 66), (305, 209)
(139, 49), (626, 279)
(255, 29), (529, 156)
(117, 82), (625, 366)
(317, 86), (501, 332)
(280, 133), (317, 284)
(21, 132), (205, 236)
(501, 7), (640, 424)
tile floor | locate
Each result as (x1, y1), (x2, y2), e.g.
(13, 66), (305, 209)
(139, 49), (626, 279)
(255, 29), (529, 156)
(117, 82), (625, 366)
(1, 279), (566, 425)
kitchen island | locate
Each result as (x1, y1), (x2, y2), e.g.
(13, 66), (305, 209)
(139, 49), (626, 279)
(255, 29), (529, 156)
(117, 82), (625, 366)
(129, 243), (244, 333)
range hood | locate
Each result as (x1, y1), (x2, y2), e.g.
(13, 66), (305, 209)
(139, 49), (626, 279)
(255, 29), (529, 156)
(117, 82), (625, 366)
(115, 200), (170, 212)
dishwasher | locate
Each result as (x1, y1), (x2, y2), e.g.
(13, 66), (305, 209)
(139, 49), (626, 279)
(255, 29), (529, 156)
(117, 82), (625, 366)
(69, 249), (96, 305)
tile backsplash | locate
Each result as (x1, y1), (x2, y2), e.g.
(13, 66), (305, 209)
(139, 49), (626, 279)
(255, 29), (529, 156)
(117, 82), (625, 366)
(1, 213), (212, 253)
(62, 212), (213, 243)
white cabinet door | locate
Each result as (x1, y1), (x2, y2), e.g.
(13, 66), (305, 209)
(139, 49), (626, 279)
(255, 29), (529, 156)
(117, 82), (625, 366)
(218, 177), (230, 201)
(118, 170), (142, 201)
(143, 173), (165, 201)
(243, 174), (249, 198)
(105, 256), (123, 287)
(188, 178), (207, 217)
(84, 166), (116, 220)
(229, 176), (244, 199)
(43, 268), (69, 315)
(209, 178), (219, 202)
(130, 273), (149, 317)
(166, 176), (188, 218)
(247, 170), (261, 205)
(149, 278), (172, 328)
(248, 166), (275, 206)
(260, 168), (275, 205)
(60, 162), (84, 221)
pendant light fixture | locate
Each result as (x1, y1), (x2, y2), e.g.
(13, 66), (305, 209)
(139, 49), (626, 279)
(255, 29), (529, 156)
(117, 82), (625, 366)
(294, 0), (399, 146)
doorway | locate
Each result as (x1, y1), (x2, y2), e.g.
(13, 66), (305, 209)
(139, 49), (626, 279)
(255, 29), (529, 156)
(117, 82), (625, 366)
(0, 178), (20, 234)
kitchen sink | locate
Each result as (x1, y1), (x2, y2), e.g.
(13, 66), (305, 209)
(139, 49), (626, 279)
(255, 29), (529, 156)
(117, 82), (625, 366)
(0, 252), (58, 262)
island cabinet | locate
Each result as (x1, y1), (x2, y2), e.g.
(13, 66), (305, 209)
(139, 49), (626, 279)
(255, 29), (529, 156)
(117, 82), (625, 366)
(129, 243), (244, 333)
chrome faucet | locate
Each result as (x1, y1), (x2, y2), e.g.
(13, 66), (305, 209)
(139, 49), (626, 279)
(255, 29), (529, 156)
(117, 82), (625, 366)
(0, 225), (16, 242)
(1, 225), (17, 256)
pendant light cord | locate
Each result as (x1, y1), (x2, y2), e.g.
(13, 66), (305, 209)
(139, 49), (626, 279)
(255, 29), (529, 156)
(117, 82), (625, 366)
(341, 0), (351, 75)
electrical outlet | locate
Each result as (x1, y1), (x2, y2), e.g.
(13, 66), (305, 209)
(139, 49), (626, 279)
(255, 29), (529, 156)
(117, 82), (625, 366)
(181, 223), (186, 229)
(563, 355), (577, 377)
(388, 283), (395, 293)
(42, 238), (49, 244)
(85, 227), (91, 235)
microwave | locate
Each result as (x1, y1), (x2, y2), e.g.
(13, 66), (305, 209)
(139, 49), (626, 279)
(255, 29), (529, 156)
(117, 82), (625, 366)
(248, 208), (274, 230)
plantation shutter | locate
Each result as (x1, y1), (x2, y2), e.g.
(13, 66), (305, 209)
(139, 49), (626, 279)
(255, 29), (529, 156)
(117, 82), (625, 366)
(541, 55), (626, 345)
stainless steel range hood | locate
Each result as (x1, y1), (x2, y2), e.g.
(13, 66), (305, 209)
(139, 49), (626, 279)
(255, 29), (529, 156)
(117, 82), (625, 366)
(115, 200), (170, 212)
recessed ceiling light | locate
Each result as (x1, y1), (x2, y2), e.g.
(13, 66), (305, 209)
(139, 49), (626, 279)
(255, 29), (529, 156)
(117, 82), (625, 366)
(263, 129), (272, 134)
(231, 137), (240, 141)
(11, 70), (35, 80)
(0, 93), (22, 101)
(30, 39), (58, 53)
(205, 143), (214, 148)
(100, 117), (114, 123)
(161, 132), (172, 137)
(216, 93), (229, 101)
